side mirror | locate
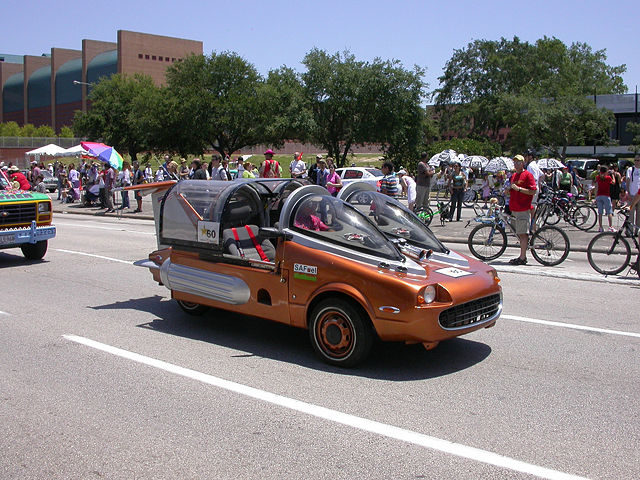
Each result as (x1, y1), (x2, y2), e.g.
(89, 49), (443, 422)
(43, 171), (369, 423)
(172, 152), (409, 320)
(259, 227), (292, 241)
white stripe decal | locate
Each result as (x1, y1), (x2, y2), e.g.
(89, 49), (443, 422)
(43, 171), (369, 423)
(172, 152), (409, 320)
(63, 334), (589, 480)
(53, 249), (131, 264)
(502, 314), (640, 339)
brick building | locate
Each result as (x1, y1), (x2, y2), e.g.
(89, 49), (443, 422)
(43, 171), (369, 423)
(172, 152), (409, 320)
(0, 30), (202, 132)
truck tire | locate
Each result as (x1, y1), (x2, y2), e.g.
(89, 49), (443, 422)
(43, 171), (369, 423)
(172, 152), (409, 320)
(21, 240), (48, 260)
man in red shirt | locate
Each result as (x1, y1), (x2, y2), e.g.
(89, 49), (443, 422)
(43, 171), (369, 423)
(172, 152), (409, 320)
(8, 166), (31, 190)
(508, 155), (537, 265)
(594, 165), (614, 232)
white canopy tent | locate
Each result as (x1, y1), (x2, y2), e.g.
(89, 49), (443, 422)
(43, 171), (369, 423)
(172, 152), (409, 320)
(25, 144), (67, 156)
(56, 144), (91, 157)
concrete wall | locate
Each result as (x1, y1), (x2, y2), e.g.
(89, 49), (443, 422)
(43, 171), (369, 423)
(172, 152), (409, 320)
(51, 48), (82, 130)
(81, 39), (117, 112)
(23, 55), (51, 126)
(117, 30), (203, 86)
(0, 62), (24, 123)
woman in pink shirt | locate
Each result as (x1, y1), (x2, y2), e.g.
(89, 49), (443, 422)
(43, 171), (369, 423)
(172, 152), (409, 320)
(325, 160), (342, 196)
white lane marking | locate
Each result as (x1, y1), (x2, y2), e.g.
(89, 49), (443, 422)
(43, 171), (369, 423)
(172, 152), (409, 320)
(494, 265), (640, 286)
(64, 334), (589, 480)
(0, 310), (10, 315)
(55, 221), (155, 235)
(502, 314), (640, 339)
(53, 249), (132, 265)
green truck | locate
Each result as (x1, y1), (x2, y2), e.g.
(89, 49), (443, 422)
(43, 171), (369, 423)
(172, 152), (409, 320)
(0, 170), (56, 260)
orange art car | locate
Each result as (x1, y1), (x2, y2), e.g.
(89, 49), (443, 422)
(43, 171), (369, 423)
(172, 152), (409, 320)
(135, 179), (502, 367)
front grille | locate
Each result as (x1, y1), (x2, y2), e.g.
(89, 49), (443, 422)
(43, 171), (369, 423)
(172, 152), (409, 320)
(0, 203), (37, 226)
(439, 293), (501, 330)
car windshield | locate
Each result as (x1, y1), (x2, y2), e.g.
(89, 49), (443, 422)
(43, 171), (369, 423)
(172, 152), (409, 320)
(345, 191), (448, 253)
(290, 194), (402, 261)
(365, 168), (383, 177)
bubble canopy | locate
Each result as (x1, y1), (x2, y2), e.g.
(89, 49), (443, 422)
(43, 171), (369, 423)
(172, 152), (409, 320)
(159, 179), (302, 251)
(157, 179), (405, 263)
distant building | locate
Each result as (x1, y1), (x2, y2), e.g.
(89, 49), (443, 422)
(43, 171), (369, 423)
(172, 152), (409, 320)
(0, 30), (203, 132)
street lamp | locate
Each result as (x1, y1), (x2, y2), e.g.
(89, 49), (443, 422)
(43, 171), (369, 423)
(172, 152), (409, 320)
(73, 80), (93, 86)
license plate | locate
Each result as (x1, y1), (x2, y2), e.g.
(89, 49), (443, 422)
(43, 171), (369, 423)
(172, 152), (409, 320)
(0, 234), (15, 245)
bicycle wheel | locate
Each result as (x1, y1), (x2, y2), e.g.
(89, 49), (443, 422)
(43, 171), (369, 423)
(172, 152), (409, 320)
(415, 206), (433, 227)
(533, 203), (550, 229)
(587, 232), (631, 275)
(571, 205), (597, 231)
(495, 194), (505, 207)
(544, 205), (561, 225)
(467, 224), (507, 261)
(529, 226), (570, 266)
(463, 189), (477, 208)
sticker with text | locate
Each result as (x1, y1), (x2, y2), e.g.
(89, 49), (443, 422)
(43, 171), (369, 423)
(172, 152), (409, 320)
(197, 221), (220, 244)
(435, 267), (473, 278)
(294, 263), (318, 281)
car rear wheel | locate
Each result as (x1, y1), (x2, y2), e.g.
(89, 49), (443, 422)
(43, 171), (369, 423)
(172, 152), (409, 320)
(309, 298), (373, 367)
(21, 240), (48, 260)
(176, 300), (210, 316)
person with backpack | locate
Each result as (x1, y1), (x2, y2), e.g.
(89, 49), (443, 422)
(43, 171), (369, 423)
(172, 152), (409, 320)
(259, 149), (281, 178)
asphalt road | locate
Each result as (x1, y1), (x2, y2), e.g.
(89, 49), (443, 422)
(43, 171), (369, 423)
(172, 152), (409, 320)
(1, 214), (639, 479)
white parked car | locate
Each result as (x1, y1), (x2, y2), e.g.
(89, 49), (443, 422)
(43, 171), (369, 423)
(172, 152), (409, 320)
(335, 167), (383, 191)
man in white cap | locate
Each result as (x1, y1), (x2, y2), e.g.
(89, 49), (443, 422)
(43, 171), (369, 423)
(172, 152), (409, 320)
(29, 160), (41, 187)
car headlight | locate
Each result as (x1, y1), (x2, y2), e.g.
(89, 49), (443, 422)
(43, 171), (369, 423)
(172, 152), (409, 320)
(417, 285), (437, 305)
(38, 202), (51, 213)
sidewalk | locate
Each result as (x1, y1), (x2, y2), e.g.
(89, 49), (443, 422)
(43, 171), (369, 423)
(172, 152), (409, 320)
(49, 192), (607, 251)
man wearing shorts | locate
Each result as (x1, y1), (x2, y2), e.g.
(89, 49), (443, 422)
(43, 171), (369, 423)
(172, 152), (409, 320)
(508, 155), (537, 265)
(594, 166), (614, 232)
(525, 150), (543, 224)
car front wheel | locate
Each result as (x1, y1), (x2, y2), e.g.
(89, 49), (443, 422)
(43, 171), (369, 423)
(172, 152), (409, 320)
(309, 298), (373, 367)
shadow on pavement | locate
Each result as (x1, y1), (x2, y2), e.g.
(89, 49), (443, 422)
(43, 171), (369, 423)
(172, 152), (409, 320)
(0, 251), (50, 268)
(91, 295), (492, 381)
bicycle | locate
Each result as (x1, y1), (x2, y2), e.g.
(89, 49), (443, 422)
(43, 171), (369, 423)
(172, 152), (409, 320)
(466, 205), (570, 266)
(536, 189), (597, 232)
(415, 200), (451, 227)
(586, 211), (640, 277)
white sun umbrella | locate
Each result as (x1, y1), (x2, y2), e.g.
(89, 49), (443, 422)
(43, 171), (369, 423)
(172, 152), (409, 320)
(428, 149), (458, 167)
(537, 158), (566, 170)
(484, 156), (515, 173)
(462, 155), (489, 169)
(455, 153), (467, 165)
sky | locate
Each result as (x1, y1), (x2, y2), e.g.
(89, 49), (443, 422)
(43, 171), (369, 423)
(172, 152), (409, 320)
(4, 0), (638, 97)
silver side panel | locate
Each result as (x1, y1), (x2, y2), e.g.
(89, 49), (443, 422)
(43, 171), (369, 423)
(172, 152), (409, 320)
(159, 259), (250, 305)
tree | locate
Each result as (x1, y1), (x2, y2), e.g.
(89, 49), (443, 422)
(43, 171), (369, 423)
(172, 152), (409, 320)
(34, 125), (55, 137)
(502, 93), (614, 158)
(259, 66), (312, 149)
(163, 52), (269, 159)
(59, 126), (74, 138)
(627, 122), (640, 154)
(73, 73), (161, 162)
(0, 122), (21, 137)
(434, 36), (627, 143)
(301, 49), (426, 167)
(21, 124), (37, 137)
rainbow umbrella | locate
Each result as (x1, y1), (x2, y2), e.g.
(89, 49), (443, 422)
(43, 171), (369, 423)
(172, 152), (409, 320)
(81, 141), (124, 169)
